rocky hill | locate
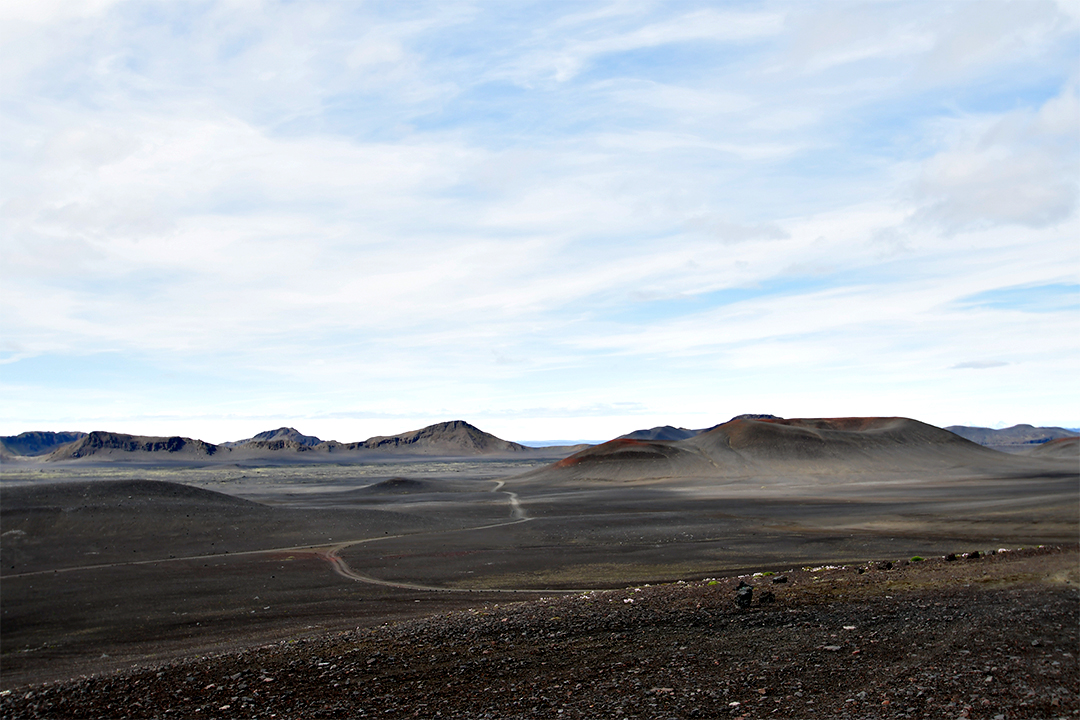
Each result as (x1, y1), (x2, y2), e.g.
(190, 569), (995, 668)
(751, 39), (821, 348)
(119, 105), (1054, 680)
(326, 420), (529, 455)
(0, 431), (87, 457)
(24, 421), (552, 463)
(527, 416), (1016, 484)
(46, 432), (219, 461)
(222, 427), (323, 448)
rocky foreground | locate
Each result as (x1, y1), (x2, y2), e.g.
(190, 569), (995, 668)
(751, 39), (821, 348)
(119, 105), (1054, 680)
(2, 546), (1076, 719)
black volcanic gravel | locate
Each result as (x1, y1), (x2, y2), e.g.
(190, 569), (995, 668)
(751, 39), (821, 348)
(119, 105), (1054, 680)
(2, 547), (1077, 720)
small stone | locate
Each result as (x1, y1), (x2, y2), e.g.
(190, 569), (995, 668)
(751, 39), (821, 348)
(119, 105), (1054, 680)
(823, 645), (842, 652)
(945, 553), (957, 562)
(735, 586), (753, 609)
(757, 590), (775, 605)
(771, 575), (787, 584)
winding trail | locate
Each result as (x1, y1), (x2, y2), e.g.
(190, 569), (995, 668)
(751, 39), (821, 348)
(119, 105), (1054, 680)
(3, 477), (585, 594)
(316, 478), (581, 593)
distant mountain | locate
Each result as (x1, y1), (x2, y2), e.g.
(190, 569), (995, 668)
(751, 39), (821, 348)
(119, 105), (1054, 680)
(223, 427), (322, 448)
(0, 431), (87, 457)
(30, 421), (558, 463)
(47, 432), (219, 461)
(0, 420), (593, 464)
(224, 422), (529, 455)
(519, 416), (1013, 485)
(331, 420), (529, 456)
(618, 426), (700, 442)
(945, 424), (1078, 452)
(618, 415), (780, 442)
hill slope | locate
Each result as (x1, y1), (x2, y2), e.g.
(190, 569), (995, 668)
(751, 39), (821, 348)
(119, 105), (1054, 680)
(1025, 435), (1080, 459)
(525, 416), (1019, 485)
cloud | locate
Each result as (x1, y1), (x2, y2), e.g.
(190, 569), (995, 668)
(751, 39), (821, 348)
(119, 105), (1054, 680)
(540, 9), (785, 82)
(951, 361), (1008, 370)
(910, 85), (1080, 232)
(1, 1), (1078, 438)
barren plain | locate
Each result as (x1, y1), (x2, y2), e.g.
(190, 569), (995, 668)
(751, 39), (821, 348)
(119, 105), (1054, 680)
(1, 417), (1077, 718)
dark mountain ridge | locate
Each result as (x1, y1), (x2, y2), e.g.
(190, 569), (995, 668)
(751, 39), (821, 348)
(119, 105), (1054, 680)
(47, 431), (219, 461)
(24, 421), (543, 463)
(0, 431), (87, 457)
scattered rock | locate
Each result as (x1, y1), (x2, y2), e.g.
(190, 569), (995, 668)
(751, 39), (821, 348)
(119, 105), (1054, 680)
(1, 545), (1074, 720)
(771, 576), (788, 584)
(735, 585), (753, 609)
(757, 590), (775, 605)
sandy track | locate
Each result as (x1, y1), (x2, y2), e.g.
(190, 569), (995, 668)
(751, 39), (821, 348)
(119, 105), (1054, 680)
(4, 477), (562, 594)
(317, 481), (581, 593)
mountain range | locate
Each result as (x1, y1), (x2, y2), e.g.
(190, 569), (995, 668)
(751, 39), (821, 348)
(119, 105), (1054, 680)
(1, 418), (1076, 464)
(517, 416), (1076, 486)
(0, 421), (581, 463)
(944, 424), (1078, 452)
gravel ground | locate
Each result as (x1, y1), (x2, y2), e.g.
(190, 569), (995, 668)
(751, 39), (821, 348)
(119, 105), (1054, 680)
(2, 546), (1076, 720)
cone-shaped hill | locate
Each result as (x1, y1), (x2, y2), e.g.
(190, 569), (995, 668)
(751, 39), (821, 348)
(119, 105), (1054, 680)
(517, 416), (1041, 486)
(222, 427), (322, 449)
(327, 420), (528, 455)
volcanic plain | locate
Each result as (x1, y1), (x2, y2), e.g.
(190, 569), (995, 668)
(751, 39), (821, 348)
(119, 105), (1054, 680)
(1, 417), (1077, 718)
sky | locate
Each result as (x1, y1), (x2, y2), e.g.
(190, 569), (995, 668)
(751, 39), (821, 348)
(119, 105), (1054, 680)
(1, 0), (1078, 444)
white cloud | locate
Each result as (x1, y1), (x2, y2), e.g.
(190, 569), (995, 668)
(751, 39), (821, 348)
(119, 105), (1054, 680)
(911, 85), (1079, 231)
(951, 361), (1008, 370)
(547, 9), (784, 82)
(2, 0), (1078, 439)
(0, 0), (121, 24)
